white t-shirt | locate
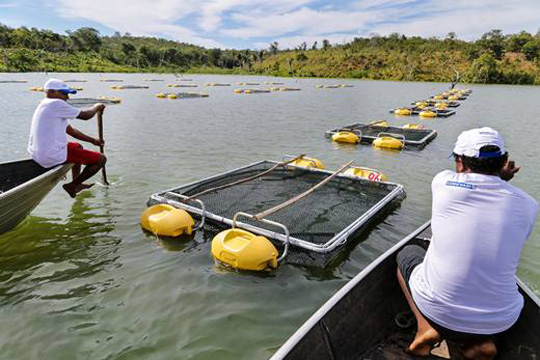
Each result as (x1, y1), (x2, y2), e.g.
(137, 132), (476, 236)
(27, 98), (81, 168)
(410, 170), (538, 334)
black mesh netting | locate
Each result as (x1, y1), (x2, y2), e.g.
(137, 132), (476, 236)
(163, 162), (400, 246)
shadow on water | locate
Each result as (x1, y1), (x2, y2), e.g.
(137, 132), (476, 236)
(0, 191), (121, 306)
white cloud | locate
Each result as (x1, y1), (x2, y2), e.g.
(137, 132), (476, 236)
(48, 0), (540, 48)
(54, 0), (224, 47)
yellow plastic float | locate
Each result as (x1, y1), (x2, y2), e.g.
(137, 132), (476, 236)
(373, 134), (405, 150)
(168, 93), (178, 99)
(344, 167), (388, 182)
(394, 108), (412, 116)
(211, 228), (278, 271)
(289, 156), (325, 169)
(140, 204), (194, 237)
(402, 123), (426, 129)
(234, 89), (244, 93)
(433, 95), (444, 100)
(29, 86), (44, 92)
(435, 102), (448, 109)
(156, 93), (166, 98)
(370, 120), (389, 127)
(419, 110), (437, 117)
(332, 132), (360, 144)
(448, 95), (459, 100)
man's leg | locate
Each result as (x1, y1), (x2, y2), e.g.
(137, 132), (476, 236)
(462, 339), (497, 359)
(71, 163), (81, 181)
(64, 144), (106, 197)
(397, 267), (441, 356)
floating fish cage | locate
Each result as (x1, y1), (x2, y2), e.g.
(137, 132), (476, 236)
(147, 160), (405, 254)
(411, 100), (460, 108)
(325, 123), (437, 148)
(67, 97), (121, 107)
(390, 107), (456, 117)
(110, 85), (149, 89)
(0, 80), (28, 83)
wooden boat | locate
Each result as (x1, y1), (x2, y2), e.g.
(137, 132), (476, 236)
(0, 159), (72, 235)
(272, 221), (540, 359)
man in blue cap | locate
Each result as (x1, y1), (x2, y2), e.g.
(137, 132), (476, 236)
(28, 78), (107, 197)
(397, 127), (538, 359)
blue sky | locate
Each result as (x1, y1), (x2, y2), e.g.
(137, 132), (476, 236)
(1, 0), (540, 49)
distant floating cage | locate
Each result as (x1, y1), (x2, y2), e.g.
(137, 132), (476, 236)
(0, 80), (28, 83)
(64, 80), (87, 83)
(411, 100), (460, 108)
(234, 88), (270, 94)
(325, 122), (437, 148)
(205, 83), (231, 86)
(100, 79), (123, 82)
(143, 79), (165, 81)
(279, 87), (301, 92)
(157, 92), (209, 99)
(316, 85), (342, 89)
(110, 85), (149, 89)
(67, 97), (121, 107)
(29, 86), (44, 92)
(166, 84), (198, 88)
(175, 78), (193, 81)
(237, 82), (260, 85)
(265, 82), (285, 85)
(147, 159), (405, 253)
(390, 107), (456, 117)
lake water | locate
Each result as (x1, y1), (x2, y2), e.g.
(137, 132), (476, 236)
(0, 73), (538, 359)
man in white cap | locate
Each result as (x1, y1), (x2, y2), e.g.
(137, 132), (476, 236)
(396, 127), (538, 359)
(28, 78), (107, 197)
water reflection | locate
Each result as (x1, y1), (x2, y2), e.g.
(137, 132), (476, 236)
(0, 191), (121, 306)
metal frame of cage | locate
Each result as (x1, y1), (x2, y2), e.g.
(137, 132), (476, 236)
(325, 123), (437, 147)
(148, 160), (405, 253)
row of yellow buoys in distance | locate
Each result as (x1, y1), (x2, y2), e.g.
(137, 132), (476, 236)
(140, 155), (388, 271)
(394, 107), (439, 117)
(156, 92), (209, 99)
(29, 86), (83, 92)
(234, 87), (301, 93)
(205, 83), (231, 86)
(316, 84), (354, 88)
(166, 84), (198, 88)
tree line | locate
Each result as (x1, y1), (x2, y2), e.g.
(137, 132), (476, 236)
(1, 24), (540, 85)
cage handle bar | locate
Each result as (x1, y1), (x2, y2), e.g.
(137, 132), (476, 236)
(164, 192), (206, 230)
(232, 212), (290, 263)
(376, 132), (406, 141)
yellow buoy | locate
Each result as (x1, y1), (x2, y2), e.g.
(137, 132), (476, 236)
(402, 123), (425, 129)
(156, 93), (166, 98)
(168, 93), (178, 99)
(448, 95), (459, 100)
(332, 131), (360, 144)
(344, 167), (388, 182)
(211, 228), (278, 271)
(394, 108), (412, 116)
(370, 120), (389, 127)
(373, 136), (404, 150)
(433, 95), (444, 100)
(419, 110), (437, 117)
(245, 89), (252, 94)
(434, 102), (448, 109)
(140, 204), (195, 237)
(234, 89), (244, 93)
(290, 156), (325, 169)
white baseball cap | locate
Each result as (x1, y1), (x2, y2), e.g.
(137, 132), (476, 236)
(453, 127), (505, 158)
(43, 78), (77, 94)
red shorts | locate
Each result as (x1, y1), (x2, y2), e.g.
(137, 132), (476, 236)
(66, 142), (101, 165)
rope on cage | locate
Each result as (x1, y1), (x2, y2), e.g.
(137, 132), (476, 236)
(183, 154), (306, 201)
(254, 160), (354, 220)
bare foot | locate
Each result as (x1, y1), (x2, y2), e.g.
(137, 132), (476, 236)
(63, 183), (78, 198)
(63, 183), (94, 198)
(463, 339), (497, 360)
(406, 328), (441, 357)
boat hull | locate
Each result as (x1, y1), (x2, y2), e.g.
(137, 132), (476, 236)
(0, 159), (72, 235)
(272, 221), (540, 359)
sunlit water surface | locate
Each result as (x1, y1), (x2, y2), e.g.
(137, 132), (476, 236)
(0, 73), (538, 359)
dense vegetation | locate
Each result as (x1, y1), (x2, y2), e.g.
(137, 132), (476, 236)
(1, 25), (540, 85)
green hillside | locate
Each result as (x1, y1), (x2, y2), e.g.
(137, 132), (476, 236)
(1, 25), (540, 85)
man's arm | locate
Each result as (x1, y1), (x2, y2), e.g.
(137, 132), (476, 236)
(77, 103), (105, 120)
(66, 125), (103, 146)
(500, 160), (520, 181)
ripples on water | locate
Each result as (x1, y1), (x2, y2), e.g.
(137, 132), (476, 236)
(0, 74), (538, 359)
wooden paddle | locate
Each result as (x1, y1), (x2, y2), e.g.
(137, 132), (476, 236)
(97, 109), (109, 185)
